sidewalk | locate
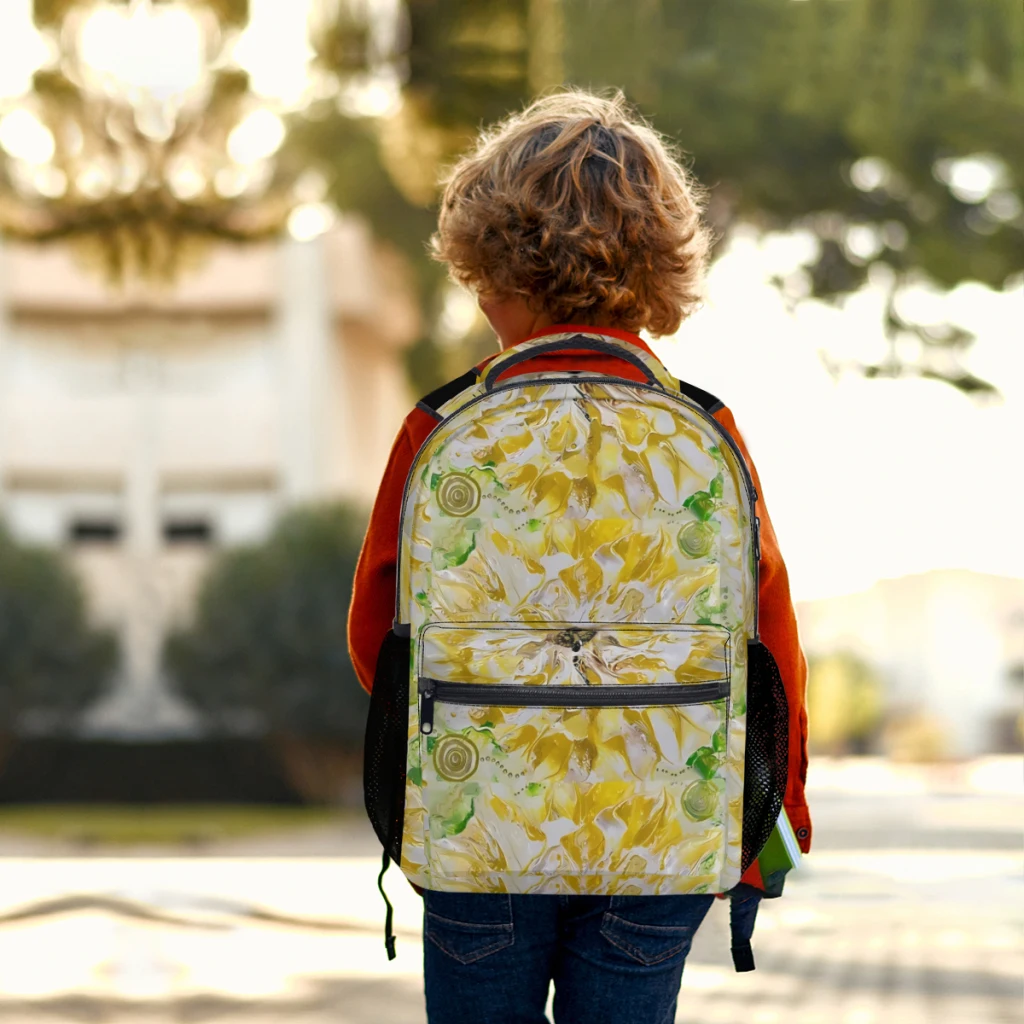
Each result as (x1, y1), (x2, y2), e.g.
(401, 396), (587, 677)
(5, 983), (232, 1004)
(0, 757), (1020, 1023)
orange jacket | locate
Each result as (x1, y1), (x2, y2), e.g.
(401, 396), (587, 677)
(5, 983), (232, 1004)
(348, 326), (811, 856)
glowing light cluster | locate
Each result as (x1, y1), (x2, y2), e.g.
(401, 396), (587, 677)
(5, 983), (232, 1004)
(0, 0), (407, 267)
(0, 0), (53, 102)
(0, 108), (55, 165)
(77, 3), (206, 104)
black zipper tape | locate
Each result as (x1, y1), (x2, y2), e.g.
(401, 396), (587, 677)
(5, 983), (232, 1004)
(418, 678), (730, 735)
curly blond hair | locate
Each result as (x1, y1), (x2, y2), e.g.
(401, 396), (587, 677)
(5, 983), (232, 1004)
(432, 90), (711, 337)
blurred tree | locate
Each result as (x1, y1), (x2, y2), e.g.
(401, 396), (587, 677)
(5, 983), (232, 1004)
(806, 650), (884, 755)
(164, 504), (369, 801)
(296, 0), (1021, 397)
(299, 0), (540, 394)
(0, 525), (117, 732)
(562, 0), (1023, 397)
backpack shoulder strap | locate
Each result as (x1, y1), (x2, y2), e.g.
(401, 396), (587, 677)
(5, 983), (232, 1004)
(729, 888), (761, 972)
(416, 369), (479, 421)
(677, 378), (724, 415)
(417, 368), (724, 420)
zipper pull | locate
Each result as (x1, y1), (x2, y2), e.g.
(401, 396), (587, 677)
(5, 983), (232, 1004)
(419, 678), (435, 735)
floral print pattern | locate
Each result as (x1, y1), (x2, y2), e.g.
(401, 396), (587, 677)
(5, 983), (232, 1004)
(397, 335), (755, 895)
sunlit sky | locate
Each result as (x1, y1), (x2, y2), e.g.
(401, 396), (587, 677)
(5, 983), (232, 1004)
(650, 232), (1023, 602)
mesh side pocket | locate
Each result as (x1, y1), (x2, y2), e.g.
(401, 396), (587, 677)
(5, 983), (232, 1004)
(363, 629), (410, 864)
(741, 640), (789, 872)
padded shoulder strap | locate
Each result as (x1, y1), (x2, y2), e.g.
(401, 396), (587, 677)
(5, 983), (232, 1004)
(417, 366), (724, 420)
(482, 331), (680, 392)
(677, 378), (724, 415)
(416, 369), (479, 421)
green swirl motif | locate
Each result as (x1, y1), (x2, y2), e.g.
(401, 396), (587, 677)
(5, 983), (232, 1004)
(682, 780), (719, 821)
(436, 472), (481, 516)
(434, 735), (479, 782)
(678, 521), (714, 558)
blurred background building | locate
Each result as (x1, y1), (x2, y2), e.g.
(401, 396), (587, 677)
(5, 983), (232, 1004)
(0, 227), (416, 736)
(798, 570), (1024, 758)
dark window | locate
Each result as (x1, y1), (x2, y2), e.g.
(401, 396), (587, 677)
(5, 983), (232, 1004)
(69, 518), (122, 544)
(163, 518), (213, 545)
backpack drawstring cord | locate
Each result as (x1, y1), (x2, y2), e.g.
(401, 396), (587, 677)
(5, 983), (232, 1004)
(378, 849), (396, 960)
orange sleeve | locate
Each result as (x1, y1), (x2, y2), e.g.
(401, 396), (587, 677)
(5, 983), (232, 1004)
(348, 415), (428, 693)
(714, 406), (812, 853)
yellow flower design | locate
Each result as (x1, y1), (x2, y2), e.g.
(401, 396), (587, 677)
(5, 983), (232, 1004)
(397, 335), (755, 895)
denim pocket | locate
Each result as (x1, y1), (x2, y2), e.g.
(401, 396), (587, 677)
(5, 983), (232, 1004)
(424, 892), (514, 965)
(600, 915), (694, 966)
(600, 895), (708, 967)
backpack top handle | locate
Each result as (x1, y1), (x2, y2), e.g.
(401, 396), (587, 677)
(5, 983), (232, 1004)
(482, 333), (673, 392)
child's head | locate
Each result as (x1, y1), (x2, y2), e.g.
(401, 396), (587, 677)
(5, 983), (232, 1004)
(432, 89), (711, 344)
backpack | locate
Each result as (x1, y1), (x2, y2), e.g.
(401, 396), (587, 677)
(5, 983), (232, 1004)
(364, 332), (789, 964)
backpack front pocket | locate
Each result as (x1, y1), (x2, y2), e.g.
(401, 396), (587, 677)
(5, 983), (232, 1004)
(418, 678), (729, 734)
(415, 623), (739, 894)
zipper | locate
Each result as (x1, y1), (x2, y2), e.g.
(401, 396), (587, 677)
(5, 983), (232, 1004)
(395, 375), (759, 634)
(753, 516), (761, 642)
(418, 678), (730, 735)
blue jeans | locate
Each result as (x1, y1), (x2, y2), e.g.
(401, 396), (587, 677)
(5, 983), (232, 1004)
(422, 891), (715, 1024)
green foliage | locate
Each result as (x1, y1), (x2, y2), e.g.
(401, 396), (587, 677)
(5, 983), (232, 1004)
(0, 525), (116, 731)
(561, 0), (1024, 394)
(807, 650), (884, 755)
(296, 0), (1021, 396)
(287, 115), (441, 294)
(165, 504), (369, 744)
(564, 0), (1023, 301)
(403, 0), (533, 128)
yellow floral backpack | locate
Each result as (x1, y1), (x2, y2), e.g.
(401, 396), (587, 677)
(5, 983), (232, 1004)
(364, 332), (788, 964)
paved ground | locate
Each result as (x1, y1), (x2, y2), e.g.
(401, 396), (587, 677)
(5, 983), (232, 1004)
(0, 758), (1020, 1023)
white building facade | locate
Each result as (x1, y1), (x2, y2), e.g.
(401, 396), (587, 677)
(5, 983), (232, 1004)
(796, 570), (1024, 757)
(0, 222), (419, 737)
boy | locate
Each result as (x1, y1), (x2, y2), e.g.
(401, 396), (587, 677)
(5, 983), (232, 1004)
(349, 90), (809, 1024)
